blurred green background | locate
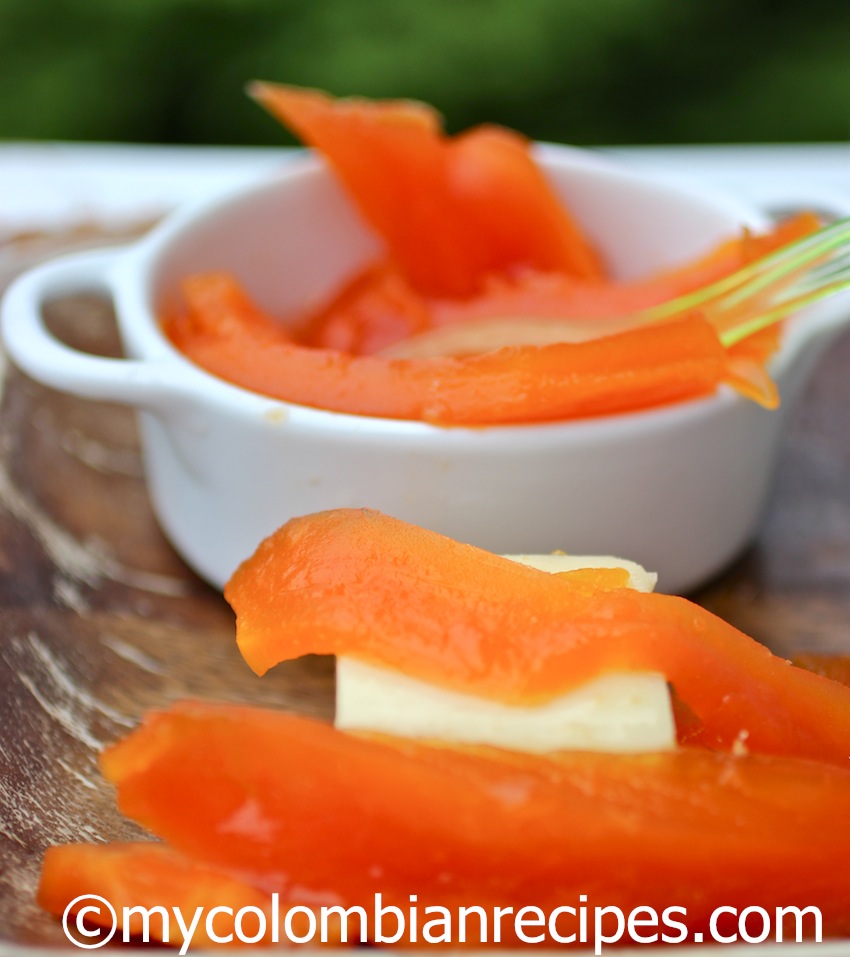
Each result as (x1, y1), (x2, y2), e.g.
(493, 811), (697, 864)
(0, 0), (847, 147)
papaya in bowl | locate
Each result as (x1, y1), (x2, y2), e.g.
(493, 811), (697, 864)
(3, 113), (849, 592)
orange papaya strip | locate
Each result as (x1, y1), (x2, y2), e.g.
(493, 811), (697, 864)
(298, 260), (431, 354)
(39, 843), (283, 946)
(555, 566), (631, 589)
(622, 210), (822, 316)
(724, 326), (782, 408)
(300, 213), (821, 352)
(447, 124), (605, 281)
(173, 270), (290, 340)
(250, 83), (605, 295)
(166, 273), (728, 424)
(794, 654), (850, 688)
(700, 218), (817, 408)
(100, 702), (850, 942)
(226, 509), (850, 767)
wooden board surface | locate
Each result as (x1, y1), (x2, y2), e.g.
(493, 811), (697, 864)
(1, 243), (850, 945)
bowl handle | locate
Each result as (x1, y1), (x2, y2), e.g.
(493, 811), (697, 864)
(762, 190), (850, 382)
(1, 248), (183, 411)
(756, 186), (850, 226)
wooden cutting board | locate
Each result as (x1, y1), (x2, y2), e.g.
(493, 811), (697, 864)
(1, 239), (850, 946)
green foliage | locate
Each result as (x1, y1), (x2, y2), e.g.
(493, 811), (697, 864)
(0, 0), (847, 144)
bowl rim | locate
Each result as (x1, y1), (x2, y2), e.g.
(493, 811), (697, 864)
(109, 145), (774, 441)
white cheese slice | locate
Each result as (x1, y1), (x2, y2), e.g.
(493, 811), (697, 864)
(334, 552), (674, 754)
(336, 658), (675, 753)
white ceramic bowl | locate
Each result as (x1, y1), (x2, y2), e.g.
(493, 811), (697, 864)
(3, 146), (850, 593)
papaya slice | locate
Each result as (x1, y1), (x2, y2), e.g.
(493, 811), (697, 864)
(225, 509), (850, 767)
(97, 702), (850, 943)
(250, 83), (605, 297)
(167, 84), (823, 421)
(166, 273), (730, 424)
(794, 654), (850, 688)
(297, 260), (431, 355)
(39, 842), (281, 947)
(431, 211), (821, 326)
(299, 212), (820, 359)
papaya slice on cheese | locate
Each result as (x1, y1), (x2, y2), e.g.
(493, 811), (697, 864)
(226, 509), (850, 767)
